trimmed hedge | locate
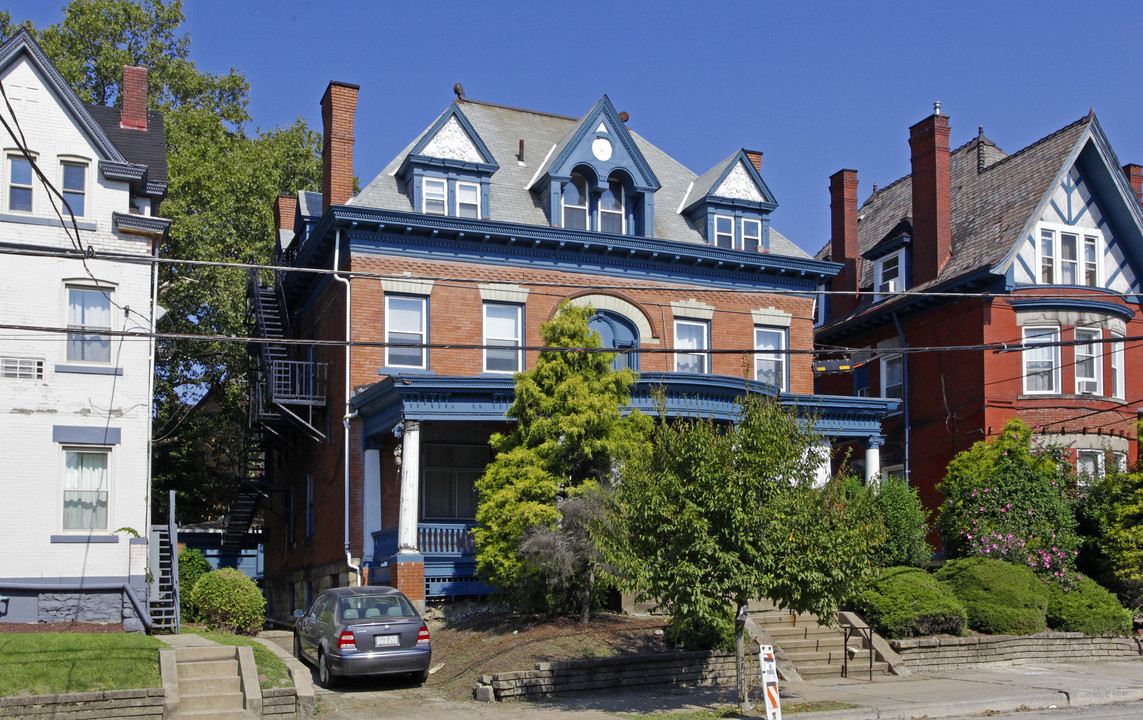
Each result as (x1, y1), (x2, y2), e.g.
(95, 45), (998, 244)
(189, 568), (265, 636)
(853, 566), (966, 639)
(935, 558), (1048, 635)
(1047, 576), (1133, 636)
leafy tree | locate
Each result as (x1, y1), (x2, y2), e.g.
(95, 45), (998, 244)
(3, 1), (322, 521)
(1076, 441), (1143, 608)
(870, 476), (931, 568)
(937, 419), (1079, 580)
(605, 394), (883, 708)
(473, 303), (651, 621)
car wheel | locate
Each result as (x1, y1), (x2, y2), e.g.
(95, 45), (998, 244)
(412, 669), (429, 684)
(317, 649), (337, 689)
(293, 633), (303, 661)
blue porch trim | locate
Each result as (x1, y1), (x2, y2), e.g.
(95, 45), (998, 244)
(352, 372), (896, 442)
(369, 522), (493, 599)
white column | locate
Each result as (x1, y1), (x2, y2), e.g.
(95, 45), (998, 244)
(397, 421), (420, 554)
(864, 437), (883, 487)
(362, 448), (382, 561)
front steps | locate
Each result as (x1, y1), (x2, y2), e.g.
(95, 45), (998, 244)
(166, 645), (259, 719)
(751, 606), (890, 680)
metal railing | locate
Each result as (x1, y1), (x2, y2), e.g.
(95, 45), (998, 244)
(269, 360), (327, 404)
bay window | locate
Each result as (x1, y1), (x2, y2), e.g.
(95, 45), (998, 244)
(1023, 326), (1059, 394)
(1074, 327), (1101, 395)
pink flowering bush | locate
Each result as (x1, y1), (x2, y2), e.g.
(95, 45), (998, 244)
(937, 419), (1079, 581)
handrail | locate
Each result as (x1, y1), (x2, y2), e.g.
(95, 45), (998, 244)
(0, 582), (153, 633)
(168, 489), (180, 635)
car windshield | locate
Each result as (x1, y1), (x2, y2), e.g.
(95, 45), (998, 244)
(338, 594), (417, 621)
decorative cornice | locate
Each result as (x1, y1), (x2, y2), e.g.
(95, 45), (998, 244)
(1007, 297), (1135, 322)
(113, 212), (171, 237)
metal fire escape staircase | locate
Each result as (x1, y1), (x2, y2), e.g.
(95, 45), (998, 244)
(222, 269), (329, 551)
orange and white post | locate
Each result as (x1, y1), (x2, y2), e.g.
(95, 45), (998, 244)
(759, 644), (782, 720)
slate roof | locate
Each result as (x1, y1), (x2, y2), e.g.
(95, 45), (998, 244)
(86, 105), (167, 185)
(350, 97), (809, 259)
(815, 116), (1092, 293)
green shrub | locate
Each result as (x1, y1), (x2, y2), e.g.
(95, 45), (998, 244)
(935, 557), (1048, 635)
(871, 478), (932, 568)
(189, 568), (265, 636)
(178, 548), (212, 623)
(853, 566), (965, 638)
(1047, 576), (1132, 636)
(665, 606), (735, 651)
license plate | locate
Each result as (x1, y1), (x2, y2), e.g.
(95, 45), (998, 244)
(374, 635), (399, 648)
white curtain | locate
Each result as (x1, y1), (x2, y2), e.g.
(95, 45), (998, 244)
(63, 451), (108, 529)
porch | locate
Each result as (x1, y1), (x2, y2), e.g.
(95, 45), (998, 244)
(369, 521), (492, 599)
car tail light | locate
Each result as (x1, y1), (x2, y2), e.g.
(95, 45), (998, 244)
(416, 625), (430, 647)
(338, 631), (356, 651)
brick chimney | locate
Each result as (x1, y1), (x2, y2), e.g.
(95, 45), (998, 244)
(909, 108), (952, 286)
(321, 81), (359, 213)
(120, 66), (147, 130)
(744, 150), (763, 173)
(274, 194), (297, 233)
(1123, 164), (1143, 204)
(829, 169), (860, 319)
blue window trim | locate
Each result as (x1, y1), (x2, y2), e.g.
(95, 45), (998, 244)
(55, 364), (123, 376)
(53, 425), (121, 445)
(51, 534), (119, 544)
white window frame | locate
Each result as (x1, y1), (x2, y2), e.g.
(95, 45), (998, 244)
(1, 356), (43, 379)
(561, 174), (589, 230)
(741, 218), (761, 251)
(754, 326), (787, 391)
(60, 158), (88, 218)
(1022, 326), (1060, 394)
(1038, 224), (1102, 287)
(1111, 330), (1125, 400)
(713, 214), (734, 248)
(881, 354), (904, 401)
(1077, 449), (1104, 483)
(599, 178), (625, 234)
(874, 250), (903, 300)
(674, 319), (710, 374)
(384, 294), (428, 369)
(1074, 327), (1102, 396)
(422, 177), (447, 215)
(8, 152), (33, 213)
(61, 446), (110, 531)
(65, 283), (113, 364)
(456, 181), (480, 219)
(482, 303), (523, 374)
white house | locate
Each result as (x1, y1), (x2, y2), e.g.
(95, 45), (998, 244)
(0, 30), (169, 630)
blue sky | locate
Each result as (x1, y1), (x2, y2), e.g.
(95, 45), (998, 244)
(10, 1), (1143, 255)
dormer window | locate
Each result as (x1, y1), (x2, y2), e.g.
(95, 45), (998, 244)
(1039, 224), (1101, 286)
(742, 219), (761, 251)
(423, 177), (446, 215)
(875, 249), (903, 298)
(399, 105), (499, 221)
(457, 182), (480, 219)
(562, 173), (588, 230)
(714, 215), (734, 248)
(599, 178), (624, 234)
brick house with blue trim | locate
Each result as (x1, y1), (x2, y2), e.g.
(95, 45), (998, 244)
(242, 82), (895, 615)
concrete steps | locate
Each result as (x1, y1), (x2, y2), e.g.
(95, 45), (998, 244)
(172, 646), (254, 719)
(750, 607), (890, 680)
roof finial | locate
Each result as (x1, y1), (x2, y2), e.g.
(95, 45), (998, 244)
(978, 125), (984, 138)
(453, 83), (465, 100)
(934, 101), (942, 116)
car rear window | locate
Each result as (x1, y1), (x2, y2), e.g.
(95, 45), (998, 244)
(338, 594), (417, 621)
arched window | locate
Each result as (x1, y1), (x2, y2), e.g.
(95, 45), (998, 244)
(562, 173), (588, 230)
(588, 310), (639, 371)
(599, 177), (625, 234)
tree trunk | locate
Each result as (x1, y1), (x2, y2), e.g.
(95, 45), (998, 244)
(580, 564), (594, 625)
(735, 601), (750, 710)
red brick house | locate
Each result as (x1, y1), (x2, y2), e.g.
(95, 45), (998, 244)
(238, 82), (895, 616)
(815, 107), (1143, 527)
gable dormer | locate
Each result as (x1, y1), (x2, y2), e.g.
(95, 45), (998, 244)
(398, 104), (498, 219)
(528, 95), (661, 237)
(681, 150), (777, 252)
(864, 217), (912, 301)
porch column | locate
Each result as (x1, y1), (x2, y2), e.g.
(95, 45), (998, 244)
(397, 421), (420, 554)
(865, 436), (883, 487)
(362, 448), (382, 562)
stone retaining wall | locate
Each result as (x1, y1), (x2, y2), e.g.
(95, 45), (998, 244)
(474, 650), (760, 702)
(0, 688), (163, 719)
(263, 686), (299, 718)
(891, 632), (1143, 672)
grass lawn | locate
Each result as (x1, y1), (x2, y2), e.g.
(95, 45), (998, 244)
(0, 633), (163, 697)
(192, 630), (292, 690)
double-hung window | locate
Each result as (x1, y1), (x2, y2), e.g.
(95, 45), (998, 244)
(1111, 331), (1125, 399)
(1039, 225), (1101, 287)
(881, 354), (904, 400)
(561, 174), (589, 230)
(741, 218), (761, 251)
(1077, 449), (1103, 482)
(66, 285), (112, 364)
(875, 251), (902, 299)
(422, 177), (447, 215)
(713, 215), (734, 249)
(8, 154), (32, 212)
(754, 327), (786, 390)
(422, 443), (486, 519)
(456, 181), (480, 219)
(599, 178), (624, 234)
(61, 161), (86, 217)
(483, 303), (523, 373)
(63, 448), (109, 530)
(1023, 326), (1059, 394)
(1074, 327), (1101, 395)
(674, 319), (709, 374)
(384, 295), (427, 369)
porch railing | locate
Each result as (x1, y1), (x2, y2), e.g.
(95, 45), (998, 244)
(372, 521), (476, 560)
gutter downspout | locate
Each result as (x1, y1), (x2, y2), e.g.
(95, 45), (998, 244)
(331, 229), (360, 585)
(891, 312), (910, 483)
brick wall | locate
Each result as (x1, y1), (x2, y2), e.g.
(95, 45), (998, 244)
(0, 688), (163, 718)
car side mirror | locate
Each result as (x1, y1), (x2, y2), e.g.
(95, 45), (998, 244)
(293, 609), (305, 618)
